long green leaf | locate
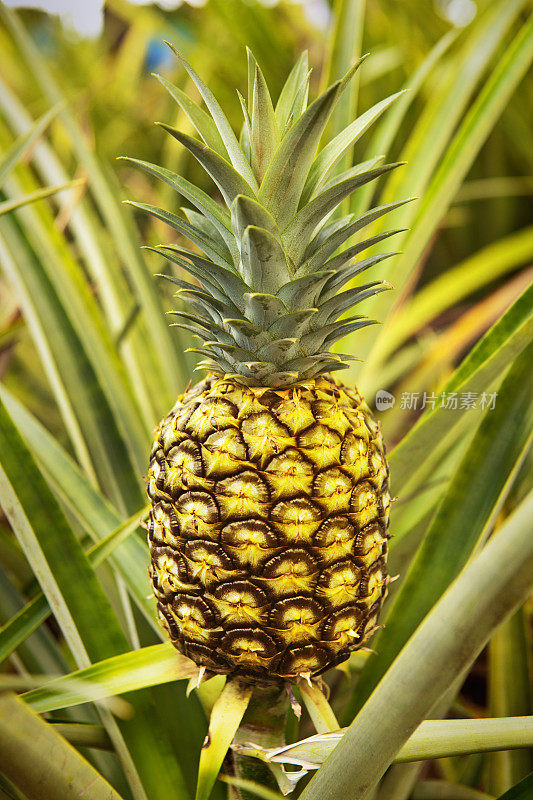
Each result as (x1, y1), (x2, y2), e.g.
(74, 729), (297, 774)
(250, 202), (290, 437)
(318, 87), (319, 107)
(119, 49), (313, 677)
(0, 178), (84, 215)
(0, 219), (145, 513)
(0, 693), (125, 800)
(126, 199), (233, 267)
(259, 717), (533, 771)
(379, 0), (526, 217)
(284, 162), (401, 264)
(319, 0), (365, 180)
(0, 595), (50, 666)
(0, 565), (69, 677)
(154, 72), (227, 157)
(52, 722), (111, 751)
(303, 91), (404, 202)
(352, 0), (530, 368)
(352, 30), (458, 216)
(23, 643), (198, 713)
(157, 124), (256, 207)
(344, 339), (533, 720)
(274, 51), (309, 132)
(122, 156), (237, 261)
(0, 74), (164, 427)
(251, 61), (280, 183)
(0, 166), (148, 473)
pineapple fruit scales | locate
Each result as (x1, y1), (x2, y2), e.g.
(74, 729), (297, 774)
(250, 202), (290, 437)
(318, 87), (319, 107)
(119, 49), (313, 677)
(129, 48), (406, 682)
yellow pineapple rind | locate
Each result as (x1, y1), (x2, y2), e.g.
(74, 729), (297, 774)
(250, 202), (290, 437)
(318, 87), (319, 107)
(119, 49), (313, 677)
(148, 373), (390, 681)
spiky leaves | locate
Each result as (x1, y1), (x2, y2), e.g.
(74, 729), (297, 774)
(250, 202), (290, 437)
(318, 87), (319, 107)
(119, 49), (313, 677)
(128, 48), (409, 386)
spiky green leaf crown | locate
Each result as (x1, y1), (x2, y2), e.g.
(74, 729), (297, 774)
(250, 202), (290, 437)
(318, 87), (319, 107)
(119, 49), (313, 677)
(125, 46), (409, 387)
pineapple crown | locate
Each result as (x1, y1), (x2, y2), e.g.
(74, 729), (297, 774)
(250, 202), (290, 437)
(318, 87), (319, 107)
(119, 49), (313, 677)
(124, 45), (410, 387)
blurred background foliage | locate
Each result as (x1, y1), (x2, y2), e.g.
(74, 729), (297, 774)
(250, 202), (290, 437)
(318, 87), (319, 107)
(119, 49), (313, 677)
(0, 1), (532, 798)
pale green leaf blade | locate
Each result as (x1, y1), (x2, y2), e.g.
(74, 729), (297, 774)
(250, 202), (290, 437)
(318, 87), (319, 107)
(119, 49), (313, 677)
(0, 221), (145, 511)
(356, 7), (533, 371)
(374, 225), (533, 366)
(387, 15), (533, 325)
(264, 717), (533, 772)
(0, 73), (170, 426)
(352, 29), (458, 216)
(126, 200), (233, 267)
(303, 198), (413, 274)
(52, 722), (111, 751)
(285, 163), (401, 266)
(23, 643), (198, 713)
(0, 386), (156, 630)
(196, 678), (253, 800)
(298, 680), (339, 734)
(0, 5), (188, 405)
(399, 718), (533, 765)
(379, 0), (527, 218)
(0, 498), (146, 665)
(0, 397), (126, 667)
(319, 0), (365, 178)
(0, 595), (50, 666)
(121, 156), (238, 260)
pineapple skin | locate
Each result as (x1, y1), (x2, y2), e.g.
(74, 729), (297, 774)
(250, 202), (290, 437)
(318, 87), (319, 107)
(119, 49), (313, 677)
(148, 373), (390, 681)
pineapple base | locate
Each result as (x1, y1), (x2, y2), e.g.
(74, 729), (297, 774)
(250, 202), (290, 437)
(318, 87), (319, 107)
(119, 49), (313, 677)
(148, 374), (391, 681)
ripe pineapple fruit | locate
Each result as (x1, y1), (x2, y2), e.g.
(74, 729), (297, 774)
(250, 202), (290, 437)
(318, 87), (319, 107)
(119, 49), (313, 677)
(128, 47), (406, 682)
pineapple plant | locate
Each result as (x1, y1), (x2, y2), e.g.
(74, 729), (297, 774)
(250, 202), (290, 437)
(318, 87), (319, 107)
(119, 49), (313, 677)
(127, 47), (407, 683)
(2, 4), (533, 800)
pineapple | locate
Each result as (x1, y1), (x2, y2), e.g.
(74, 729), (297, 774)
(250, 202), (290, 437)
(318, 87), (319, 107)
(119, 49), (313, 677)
(128, 48), (405, 683)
